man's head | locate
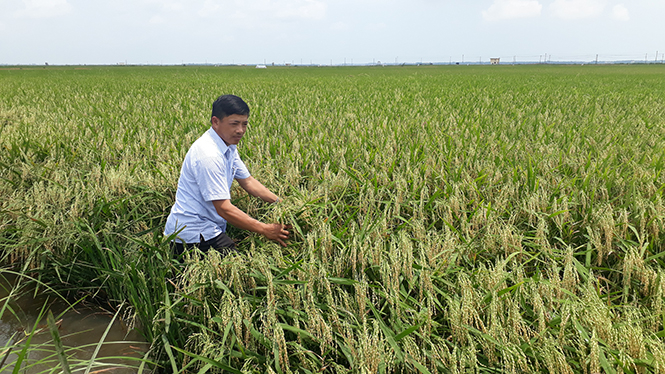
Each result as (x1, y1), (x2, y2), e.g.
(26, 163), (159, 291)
(211, 94), (250, 122)
(211, 95), (250, 146)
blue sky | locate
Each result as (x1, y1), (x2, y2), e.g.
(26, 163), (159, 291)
(1, 0), (663, 65)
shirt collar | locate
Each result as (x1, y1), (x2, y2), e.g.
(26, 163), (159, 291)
(207, 127), (236, 157)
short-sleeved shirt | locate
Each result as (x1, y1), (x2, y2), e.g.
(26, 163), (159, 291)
(164, 127), (251, 244)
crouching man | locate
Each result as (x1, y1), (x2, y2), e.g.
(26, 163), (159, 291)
(164, 94), (290, 256)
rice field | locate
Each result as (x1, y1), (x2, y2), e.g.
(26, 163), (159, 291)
(1, 64), (665, 373)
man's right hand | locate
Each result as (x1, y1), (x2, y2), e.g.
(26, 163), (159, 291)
(261, 223), (292, 247)
(213, 199), (292, 247)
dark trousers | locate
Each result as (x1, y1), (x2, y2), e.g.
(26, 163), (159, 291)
(171, 233), (236, 258)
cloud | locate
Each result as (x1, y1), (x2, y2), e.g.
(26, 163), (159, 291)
(330, 21), (350, 31)
(198, 0), (326, 21)
(366, 22), (386, 32)
(611, 3), (629, 21)
(13, 0), (72, 19)
(549, 0), (605, 19)
(149, 14), (166, 24)
(274, 0), (325, 20)
(144, 0), (184, 12)
(482, 0), (542, 21)
(198, 0), (221, 17)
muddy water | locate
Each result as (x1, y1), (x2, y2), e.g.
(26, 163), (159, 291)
(0, 275), (149, 373)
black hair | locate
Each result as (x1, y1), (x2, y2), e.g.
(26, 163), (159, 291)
(211, 94), (250, 122)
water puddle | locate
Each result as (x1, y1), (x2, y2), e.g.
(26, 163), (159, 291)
(0, 273), (149, 373)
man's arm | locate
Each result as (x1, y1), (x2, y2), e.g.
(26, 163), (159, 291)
(212, 199), (290, 246)
(236, 176), (280, 203)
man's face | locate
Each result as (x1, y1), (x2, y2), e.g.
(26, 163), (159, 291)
(211, 114), (248, 146)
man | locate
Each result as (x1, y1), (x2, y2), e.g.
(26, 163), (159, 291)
(164, 94), (290, 256)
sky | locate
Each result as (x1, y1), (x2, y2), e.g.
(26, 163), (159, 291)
(1, 0), (663, 65)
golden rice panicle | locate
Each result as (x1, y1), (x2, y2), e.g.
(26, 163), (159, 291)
(530, 283), (548, 334)
(402, 336), (429, 372)
(646, 338), (665, 372)
(557, 303), (573, 344)
(621, 245), (658, 298)
(548, 260), (564, 299)
(619, 309), (647, 361)
(458, 272), (484, 332)
(651, 270), (665, 332)
(398, 231), (414, 283)
(272, 324), (290, 374)
(418, 266), (434, 307)
(356, 319), (389, 374)
(501, 343), (531, 374)
(303, 286), (333, 355)
(535, 216), (551, 254)
(541, 338), (574, 374)
(461, 341), (479, 373)
(354, 281), (368, 322)
(588, 328), (601, 374)
(562, 245), (580, 293)
(551, 195), (572, 236)
(500, 224), (523, 257)
(580, 275), (615, 346)
(428, 342), (451, 374)
(380, 243), (399, 307)
(585, 226), (604, 267)
(349, 237), (358, 279)
(586, 203), (614, 265)
(506, 297), (531, 343)
(488, 289), (508, 347)
(447, 298), (467, 344)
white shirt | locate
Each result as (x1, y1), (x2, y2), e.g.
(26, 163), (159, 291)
(164, 127), (251, 244)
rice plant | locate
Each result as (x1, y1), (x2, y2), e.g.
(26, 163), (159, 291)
(1, 64), (665, 372)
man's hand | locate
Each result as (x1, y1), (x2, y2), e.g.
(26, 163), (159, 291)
(212, 199), (292, 246)
(261, 223), (292, 247)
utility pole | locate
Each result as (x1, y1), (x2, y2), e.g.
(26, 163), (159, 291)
(513, 55), (516, 65)
(595, 54), (598, 64)
(539, 55), (542, 64)
(544, 53), (547, 64)
(645, 53), (648, 64)
(656, 51), (659, 63)
(462, 54), (464, 63)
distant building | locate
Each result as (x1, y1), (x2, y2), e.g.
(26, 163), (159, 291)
(490, 58), (500, 65)
(256, 64), (267, 69)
